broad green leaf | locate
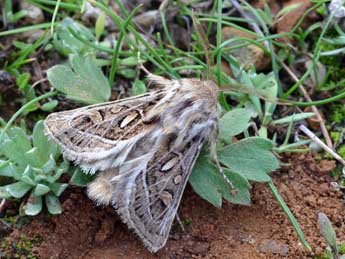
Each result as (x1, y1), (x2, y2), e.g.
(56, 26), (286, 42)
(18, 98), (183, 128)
(240, 71), (277, 120)
(53, 17), (95, 56)
(70, 168), (94, 187)
(24, 195), (42, 216)
(23, 89), (40, 115)
(119, 56), (140, 66)
(190, 153), (251, 207)
(34, 170), (48, 182)
(218, 137), (279, 182)
(240, 72), (262, 116)
(1, 127), (32, 165)
(48, 161), (69, 183)
(5, 127), (31, 147)
(33, 184), (51, 196)
(0, 186), (11, 199)
(6, 181), (32, 198)
(132, 80), (147, 96)
(24, 147), (44, 168)
(33, 120), (59, 160)
(21, 166), (36, 186)
(117, 68), (136, 79)
(12, 40), (31, 50)
(190, 156), (223, 207)
(42, 155), (57, 174)
(45, 194), (62, 214)
(41, 100), (58, 111)
(223, 169), (251, 205)
(219, 108), (252, 142)
(0, 161), (14, 177)
(49, 182), (68, 196)
(47, 54), (111, 104)
(7, 164), (22, 181)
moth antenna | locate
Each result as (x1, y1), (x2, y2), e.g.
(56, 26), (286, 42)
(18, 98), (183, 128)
(137, 51), (171, 87)
(137, 51), (151, 75)
(191, 11), (213, 81)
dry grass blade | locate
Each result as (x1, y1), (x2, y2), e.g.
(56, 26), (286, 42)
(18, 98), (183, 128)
(191, 12), (213, 79)
(280, 61), (333, 149)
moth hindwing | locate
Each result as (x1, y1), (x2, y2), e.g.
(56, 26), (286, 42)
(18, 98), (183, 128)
(44, 74), (219, 252)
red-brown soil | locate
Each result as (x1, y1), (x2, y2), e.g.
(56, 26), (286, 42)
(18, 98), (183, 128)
(2, 153), (344, 259)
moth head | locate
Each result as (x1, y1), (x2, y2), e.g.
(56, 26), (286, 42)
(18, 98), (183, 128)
(146, 73), (173, 88)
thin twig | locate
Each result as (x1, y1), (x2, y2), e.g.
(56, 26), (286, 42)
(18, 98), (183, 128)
(299, 125), (345, 166)
(280, 61), (333, 148)
(175, 213), (185, 232)
(0, 199), (6, 214)
(30, 77), (48, 90)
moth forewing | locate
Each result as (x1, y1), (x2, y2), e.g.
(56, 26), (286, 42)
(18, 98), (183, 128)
(44, 76), (220, 252)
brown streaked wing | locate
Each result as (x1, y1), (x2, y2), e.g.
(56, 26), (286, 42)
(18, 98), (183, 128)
(106, 135), (206, 252)
(44, 90), (165, 165)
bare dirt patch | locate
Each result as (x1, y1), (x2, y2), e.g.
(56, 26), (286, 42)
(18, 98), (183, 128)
(2, 153), (344, 259)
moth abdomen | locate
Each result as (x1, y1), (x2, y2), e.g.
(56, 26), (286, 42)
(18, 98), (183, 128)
(87, 169), (118, 206)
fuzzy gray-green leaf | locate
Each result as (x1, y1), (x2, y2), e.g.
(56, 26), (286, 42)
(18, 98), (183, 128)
(1, 128), (32, 165)
(49, 182), (68, 196)
(0, 161), (14, 177)
(190, 156), (224, 207)
(189, 147), (250, 207)
(132, 80), (147, 96)
(218, 137), (279, 182)
(33, 184), (51, 196)
(0, 186), (11, 199)
(25, 195), (43, 216)
(318, 212), (338, 249)
(41, 155), (57, 174)
(223, 169), (251, 205)
(219, 108), (252, 142)
(6, 181), (32, 198)
(53, 17), (95, 56)
(47, 54), (110, 104)
(33, 120), (59, 160)
(190, 153), (252, 207)
(70, 168), (94, 187)
(45, 194), (62, 214)
(24, 147), (43, 168)
(41, 100), (58, 111)
(21, 166), (36, 186)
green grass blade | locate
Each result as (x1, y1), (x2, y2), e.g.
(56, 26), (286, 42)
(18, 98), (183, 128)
(268, 180), (311, 252)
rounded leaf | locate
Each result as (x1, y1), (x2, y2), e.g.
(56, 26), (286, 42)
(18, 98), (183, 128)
(33, 184), (51, 196)
(6, 182), (32, 198)
(24, 195), (43, 216)
(45, 194), (62, 214)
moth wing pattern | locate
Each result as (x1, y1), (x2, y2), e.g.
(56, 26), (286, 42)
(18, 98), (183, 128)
(44, 74), (174, 173)
(87, 135), (206, 252)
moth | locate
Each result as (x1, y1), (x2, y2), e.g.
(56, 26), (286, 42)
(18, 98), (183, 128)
(44, 73), (221, 252)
